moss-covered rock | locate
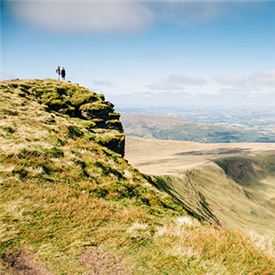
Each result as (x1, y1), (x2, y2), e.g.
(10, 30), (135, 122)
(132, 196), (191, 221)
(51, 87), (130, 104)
(94, 130), (125, 157)
(106, 120), (124, 132)
(80, 102), (113, 120)
(88, 118), (106, 129)
(108, 112), (120, 120)
(0, 79), (124, 155)
(67, 125), (84, 139)
(70, 89), (98, 107)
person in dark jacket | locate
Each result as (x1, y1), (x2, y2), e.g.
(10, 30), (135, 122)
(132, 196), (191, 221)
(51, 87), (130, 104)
(61, 67), (66, 81)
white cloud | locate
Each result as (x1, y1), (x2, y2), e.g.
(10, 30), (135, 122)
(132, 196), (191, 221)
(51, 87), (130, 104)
(107, 89), (191, 107)
(7, 0), (241, 34)
(214, 70), (275, 89)
(214, 74), (248, 87)
(9, 1), (154, 34)
(250, 70), (275, 87)
(148, 74), (207, 91)
(167, 74), (207, 86)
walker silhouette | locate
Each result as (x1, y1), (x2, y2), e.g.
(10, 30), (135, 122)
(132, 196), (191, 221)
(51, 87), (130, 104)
(56, 66), (66, 81)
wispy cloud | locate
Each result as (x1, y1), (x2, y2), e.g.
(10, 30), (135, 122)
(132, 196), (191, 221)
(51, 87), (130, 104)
(107, 90), (191, 107)
(214, 70), (275, 89)
(7, 0), (243, 34)
(250, 70), (275, 87)
(9, 1), (154, 34)
(214, 74), (248, 88)
(148, 74), (207, 91)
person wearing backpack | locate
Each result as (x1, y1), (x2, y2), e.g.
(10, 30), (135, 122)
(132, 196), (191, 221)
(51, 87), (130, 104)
(61, 67), (66, 81)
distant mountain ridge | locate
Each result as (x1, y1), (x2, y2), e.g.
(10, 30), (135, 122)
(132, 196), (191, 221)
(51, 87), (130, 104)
(121, 113), (275, 143)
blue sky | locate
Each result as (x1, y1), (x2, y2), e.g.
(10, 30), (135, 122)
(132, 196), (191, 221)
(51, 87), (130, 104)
(1, 0), (275, 107)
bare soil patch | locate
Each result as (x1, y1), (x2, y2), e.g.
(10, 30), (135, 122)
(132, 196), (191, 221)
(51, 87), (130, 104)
(80, 247), (131, 275)
(2, 250), (53, 275)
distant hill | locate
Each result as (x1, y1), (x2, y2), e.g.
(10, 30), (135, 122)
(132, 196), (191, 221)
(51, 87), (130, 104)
(121, 114), (275, 143)
(126, 136), (275, 236)
(0, 80), (274, 274)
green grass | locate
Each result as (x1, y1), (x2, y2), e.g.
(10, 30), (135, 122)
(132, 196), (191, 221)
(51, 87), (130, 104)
(1, 178), (274, 274)
(154, 160), (275, 238)
(0, 79), (274, 274)
(0, 79), (124, 155)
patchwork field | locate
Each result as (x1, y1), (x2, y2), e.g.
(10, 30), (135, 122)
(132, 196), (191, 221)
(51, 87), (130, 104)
(122, 114), (275, 143)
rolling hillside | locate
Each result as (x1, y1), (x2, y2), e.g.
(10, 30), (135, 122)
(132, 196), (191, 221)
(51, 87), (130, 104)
(126, 137), (275, 236)
(0, 80), (274, 274)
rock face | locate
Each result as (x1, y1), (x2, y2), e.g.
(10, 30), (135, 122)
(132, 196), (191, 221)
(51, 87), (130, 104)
(0, 79), (125, 155)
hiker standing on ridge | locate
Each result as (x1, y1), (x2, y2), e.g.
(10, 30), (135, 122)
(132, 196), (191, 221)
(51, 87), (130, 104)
(61, 67), (66, 81)
(56, 66), (61, 80)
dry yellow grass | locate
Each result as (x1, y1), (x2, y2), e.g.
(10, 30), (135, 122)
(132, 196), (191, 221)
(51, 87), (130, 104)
(126, 136), (275, 239)
(126, 136), (275, 175)
(1, 80), (274, 274)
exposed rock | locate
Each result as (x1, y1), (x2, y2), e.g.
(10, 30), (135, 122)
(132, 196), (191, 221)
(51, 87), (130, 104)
(94, 130), (125, 157)
(0, 79), (125, 155)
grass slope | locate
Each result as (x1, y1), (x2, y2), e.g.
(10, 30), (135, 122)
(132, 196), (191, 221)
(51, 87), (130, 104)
(0, 80), (274, 274)
(154, 162), (275, 237)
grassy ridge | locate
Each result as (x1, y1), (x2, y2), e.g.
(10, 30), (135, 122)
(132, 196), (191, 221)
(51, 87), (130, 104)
(154, 160), (275, 237)
(0, 79), (125, 155)
(0, 80), (274, 274)
(216, 154), (275, 185)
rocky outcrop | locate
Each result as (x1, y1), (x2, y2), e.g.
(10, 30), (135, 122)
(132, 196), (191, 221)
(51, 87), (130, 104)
(0, 79), (125, 155)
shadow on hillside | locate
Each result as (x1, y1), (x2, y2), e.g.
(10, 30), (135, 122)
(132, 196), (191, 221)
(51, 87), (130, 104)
(174, 147), (250, 156)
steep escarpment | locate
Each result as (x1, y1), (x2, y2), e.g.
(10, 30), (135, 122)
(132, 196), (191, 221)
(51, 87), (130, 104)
(154, 162), (275, 236)
(0, 80), (274, 274)
(126, 136), (275, 237)
(0, 79), (183, 211)
(1, 79), (124, 155)
(215, 155), (275, 186)
(152, 174), (222, 226)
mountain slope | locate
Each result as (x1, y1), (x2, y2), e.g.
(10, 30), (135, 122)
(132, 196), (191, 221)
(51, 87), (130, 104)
(126, 137), (275, 236)
(0, 80), (274, 274)
(154, 163), (275, 236)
